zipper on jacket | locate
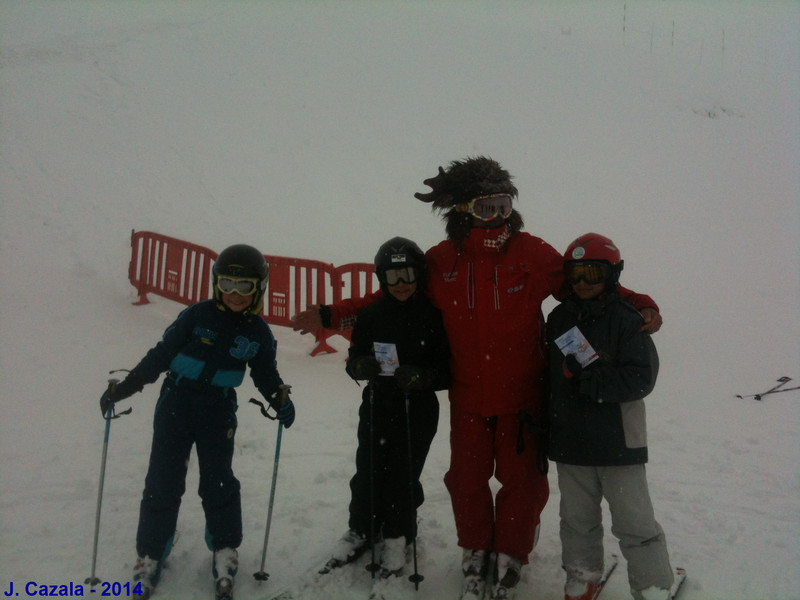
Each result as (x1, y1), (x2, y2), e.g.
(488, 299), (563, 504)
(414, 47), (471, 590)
(493, 266), (500, 310)
(468, 261), (475, 311)
(493, 265), (515, 311)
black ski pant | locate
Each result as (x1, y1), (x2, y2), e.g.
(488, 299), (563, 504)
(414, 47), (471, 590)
(348, 387), (439, 543)
(136, 379), (241, 560)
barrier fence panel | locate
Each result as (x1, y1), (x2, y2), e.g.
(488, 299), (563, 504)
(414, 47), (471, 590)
(262, 254), (333, 327)
(333, 262), (378, 305)
(129, 230), (377, 355)
(129, 230), (216, 306)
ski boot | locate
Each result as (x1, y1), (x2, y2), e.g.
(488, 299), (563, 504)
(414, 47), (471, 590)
(131, 556), (160, 600)
(319, 529), (369, 574)
(460, 549), (489, 599)
(213, 547), (238, 600)
(368, 538), (408, 600)
(565, 581), (600, 600)
(490, 553), (521, 600)
(565, 565), (604, 600)
(633, 585), (672, 600)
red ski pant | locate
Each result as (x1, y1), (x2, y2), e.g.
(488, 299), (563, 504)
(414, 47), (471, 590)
(444, 407), (549, 564)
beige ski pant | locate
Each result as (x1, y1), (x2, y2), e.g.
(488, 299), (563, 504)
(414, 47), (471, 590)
(556, 463), (674, 596)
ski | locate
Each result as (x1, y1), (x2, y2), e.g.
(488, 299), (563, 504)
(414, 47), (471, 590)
(670, 567), (687, 599)
(263, 555), (369, 600)
(318, 542), (371, 575)
(591, 554), (619, 600)
(736, 376), (795, 400)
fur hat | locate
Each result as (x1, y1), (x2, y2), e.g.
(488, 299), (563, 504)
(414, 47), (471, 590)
(415, 156), (523, 243)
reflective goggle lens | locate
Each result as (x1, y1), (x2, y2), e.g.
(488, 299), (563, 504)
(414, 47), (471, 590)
(460, 194), (514, 221)
(217, 276), (259, 295)
(384, 267), (417, 286)
(565, 262), (610, 285)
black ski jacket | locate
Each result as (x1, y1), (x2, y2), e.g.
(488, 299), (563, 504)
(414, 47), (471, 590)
(347, 291), (451, 399)
(546, 290), (659, 466)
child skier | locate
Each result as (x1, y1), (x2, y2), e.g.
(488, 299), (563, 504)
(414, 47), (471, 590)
(546, 233), (674, 600)
(98, 244), (296, 600)
(323, 237), (450, 597)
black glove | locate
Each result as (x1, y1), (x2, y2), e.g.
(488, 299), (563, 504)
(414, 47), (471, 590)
(394, 365), (434, 392)
(277, 399), (295, 428)
(99, 380), (118, 417)
(269, 384), (295, 428)
(99, 373), (143, 416)
(563, 354), (583, 378)
(414, 166), (449, 203)
(347, 357), (381, 381)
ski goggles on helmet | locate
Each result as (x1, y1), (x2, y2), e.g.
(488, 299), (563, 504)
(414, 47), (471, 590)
(384, 267), (417, 286)
(564, 261), (611, 285)
(216, 275), (260, 296)
(457, 193), (514, 222)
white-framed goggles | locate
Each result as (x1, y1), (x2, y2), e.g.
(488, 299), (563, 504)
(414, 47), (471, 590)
(384, 267), (417, 286)
(216, 275), (260, 296)
(456, 193), (514, 221)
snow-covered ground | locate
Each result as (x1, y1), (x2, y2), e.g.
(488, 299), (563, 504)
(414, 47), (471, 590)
(1, 2), (798, 599)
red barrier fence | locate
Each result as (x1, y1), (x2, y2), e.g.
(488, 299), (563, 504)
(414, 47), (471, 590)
(128, 230), (376, 355)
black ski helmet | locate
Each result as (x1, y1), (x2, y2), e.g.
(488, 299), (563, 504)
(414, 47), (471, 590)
(212, 244), (269, 315)
(374, 237), (426, 291)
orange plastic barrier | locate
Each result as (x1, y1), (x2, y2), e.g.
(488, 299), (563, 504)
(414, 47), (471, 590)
(128, 230), (376, 355)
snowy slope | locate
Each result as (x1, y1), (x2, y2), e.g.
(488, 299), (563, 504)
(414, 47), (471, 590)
(1, 2), (798, 599)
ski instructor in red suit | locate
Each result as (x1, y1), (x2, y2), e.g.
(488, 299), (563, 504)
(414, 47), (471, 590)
(291, 157), (662, 600)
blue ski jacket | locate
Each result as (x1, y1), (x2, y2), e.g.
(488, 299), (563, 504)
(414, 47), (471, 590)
(129, 299), (283, 400)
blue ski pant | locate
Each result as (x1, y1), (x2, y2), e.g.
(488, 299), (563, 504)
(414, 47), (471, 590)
(136, 378), (241, 560)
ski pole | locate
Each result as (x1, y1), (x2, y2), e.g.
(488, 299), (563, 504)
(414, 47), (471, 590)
(365, 381), (380, 577)
(736, 376), (793, 400)
(403, 391), (424, 590)
(86, 379), (132, 587)
(252, 384), (291, 582)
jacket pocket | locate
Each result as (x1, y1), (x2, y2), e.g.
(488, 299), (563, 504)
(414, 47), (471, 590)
(493, 265), (530, 314)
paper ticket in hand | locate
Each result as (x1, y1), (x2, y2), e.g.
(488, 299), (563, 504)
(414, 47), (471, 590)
(554, 326), (599, 367)
(373, 342), (400, 376)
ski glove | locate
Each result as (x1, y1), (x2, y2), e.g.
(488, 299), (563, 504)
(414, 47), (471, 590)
(267, 384), (294, 428)
(276, 399), (295, 428)
(99, 374), (143, 416)
(394, 365), (434, 392)
(99, 385), (116, 417)
(347, 356), (381, 381)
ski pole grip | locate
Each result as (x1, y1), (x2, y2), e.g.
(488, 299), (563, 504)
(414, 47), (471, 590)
(277, 384), (292, 407)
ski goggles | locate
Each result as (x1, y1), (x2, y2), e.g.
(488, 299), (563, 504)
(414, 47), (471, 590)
(457, 193), (514, 222)
(384, 267), (417, 286)
(216, 276), (260, 296)
(564, 261), (611, 285)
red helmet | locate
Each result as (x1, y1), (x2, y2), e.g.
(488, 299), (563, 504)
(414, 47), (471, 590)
(564, 233), (624, 286)
(564, 233), (622, 265)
